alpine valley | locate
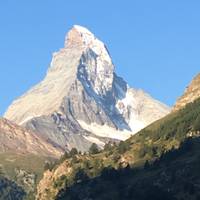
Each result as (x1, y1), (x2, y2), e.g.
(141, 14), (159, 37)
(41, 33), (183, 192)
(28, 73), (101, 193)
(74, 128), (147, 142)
(1, 25), (200, 200)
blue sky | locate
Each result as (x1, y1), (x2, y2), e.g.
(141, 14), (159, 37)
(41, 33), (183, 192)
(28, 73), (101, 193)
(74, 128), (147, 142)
(0, 0), (200, 115)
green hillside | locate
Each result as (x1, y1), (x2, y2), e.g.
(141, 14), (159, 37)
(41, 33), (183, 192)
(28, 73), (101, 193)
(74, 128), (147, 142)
(56, 137), (200, 200)
(38, 97), (200, 200)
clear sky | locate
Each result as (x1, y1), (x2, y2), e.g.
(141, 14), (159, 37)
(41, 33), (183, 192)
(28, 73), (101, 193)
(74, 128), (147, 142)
(0, 0), (200, 116)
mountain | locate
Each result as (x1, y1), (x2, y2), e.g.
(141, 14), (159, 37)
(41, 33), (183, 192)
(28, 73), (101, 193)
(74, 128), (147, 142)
(0, 118), (61, 157)
(173, 73), (200, 111)
(36, 90), (200, 200)
(4, 25), (170, 151)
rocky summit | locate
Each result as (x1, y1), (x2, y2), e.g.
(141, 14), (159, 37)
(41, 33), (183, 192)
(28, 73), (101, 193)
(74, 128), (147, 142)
(173, 73), (200, 111)
(4, 25), (170, 152)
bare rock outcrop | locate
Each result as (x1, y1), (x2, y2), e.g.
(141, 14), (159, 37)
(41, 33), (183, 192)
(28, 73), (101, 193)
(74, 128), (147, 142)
(173, 73), (200, 111)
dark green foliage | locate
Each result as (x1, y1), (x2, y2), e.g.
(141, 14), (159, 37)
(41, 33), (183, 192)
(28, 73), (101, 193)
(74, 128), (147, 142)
(193, 115), (200, 131)
(136, 144), (158, 159)
(100, 166), (118, 181)
(89, 143), (99, 155)
(91, 159), (104, 176)
(71, 156), (79, 164)
(74, 168), (89, 183)
(118, 141), (130, 154)
(70, 148), (78, 157)
(58, 150), (80, 165)
(82, 160), (92, 170)
(103, 142), (113, 151)
(137, 146), (146, 158)
(112, 152), (121, 163)
(183, 182), (195, 195)
(0, 166), (4, 176)
(54, 175), (67, 189)
(0, 177), (25, 200)
(144, 160), (150, 170)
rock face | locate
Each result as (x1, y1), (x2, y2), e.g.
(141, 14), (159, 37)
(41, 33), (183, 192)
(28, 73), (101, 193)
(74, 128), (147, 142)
(4, 25), (170, 151)
(0, 118), (62, 157)
(173, 73), (200, 111)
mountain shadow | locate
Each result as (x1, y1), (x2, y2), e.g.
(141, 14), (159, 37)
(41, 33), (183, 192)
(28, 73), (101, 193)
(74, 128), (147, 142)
(0, 176), (25, 200)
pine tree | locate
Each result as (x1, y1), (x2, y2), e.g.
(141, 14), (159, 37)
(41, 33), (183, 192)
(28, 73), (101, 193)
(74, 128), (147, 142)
(89, 143), (99, 154)
(70, 148), (78, 157)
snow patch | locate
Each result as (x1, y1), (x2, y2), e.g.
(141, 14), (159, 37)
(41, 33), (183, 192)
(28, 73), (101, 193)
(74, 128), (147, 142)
(78, 120), (133, 141)
(83, 135), (105, 148)
(116, 88), (146, 131)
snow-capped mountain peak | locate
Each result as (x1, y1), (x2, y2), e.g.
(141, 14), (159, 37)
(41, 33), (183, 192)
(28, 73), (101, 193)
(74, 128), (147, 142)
(65, 25), (96, 47)
(4, 25), (170, 152)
